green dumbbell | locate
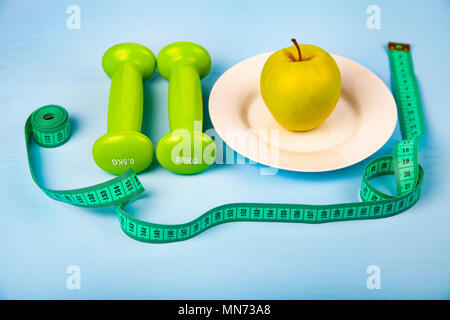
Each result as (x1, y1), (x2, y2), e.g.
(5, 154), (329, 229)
(156, 42), (216, 174)
(92, 43), (156, 175)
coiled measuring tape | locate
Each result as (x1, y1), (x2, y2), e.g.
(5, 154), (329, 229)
(25, 42), (424, 243)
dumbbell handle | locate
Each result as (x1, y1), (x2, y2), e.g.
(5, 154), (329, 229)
(168, 63), (203, 132)
(108, 62), (144, 132)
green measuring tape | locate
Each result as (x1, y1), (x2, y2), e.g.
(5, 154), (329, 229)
(25, 42), (424, 243)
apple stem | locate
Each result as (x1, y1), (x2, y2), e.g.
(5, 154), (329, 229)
(291, 38), (302, 61)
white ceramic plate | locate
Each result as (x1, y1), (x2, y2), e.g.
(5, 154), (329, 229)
(208, 52), (397, 172)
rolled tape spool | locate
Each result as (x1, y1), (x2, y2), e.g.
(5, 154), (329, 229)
(30, 105), (70, 148)
(156, 41), (217, 175)
(25, 42), (424, 243)
(92, 43), (156, 175)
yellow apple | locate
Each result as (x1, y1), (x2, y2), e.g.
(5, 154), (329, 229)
(260, 39), (341, 131)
